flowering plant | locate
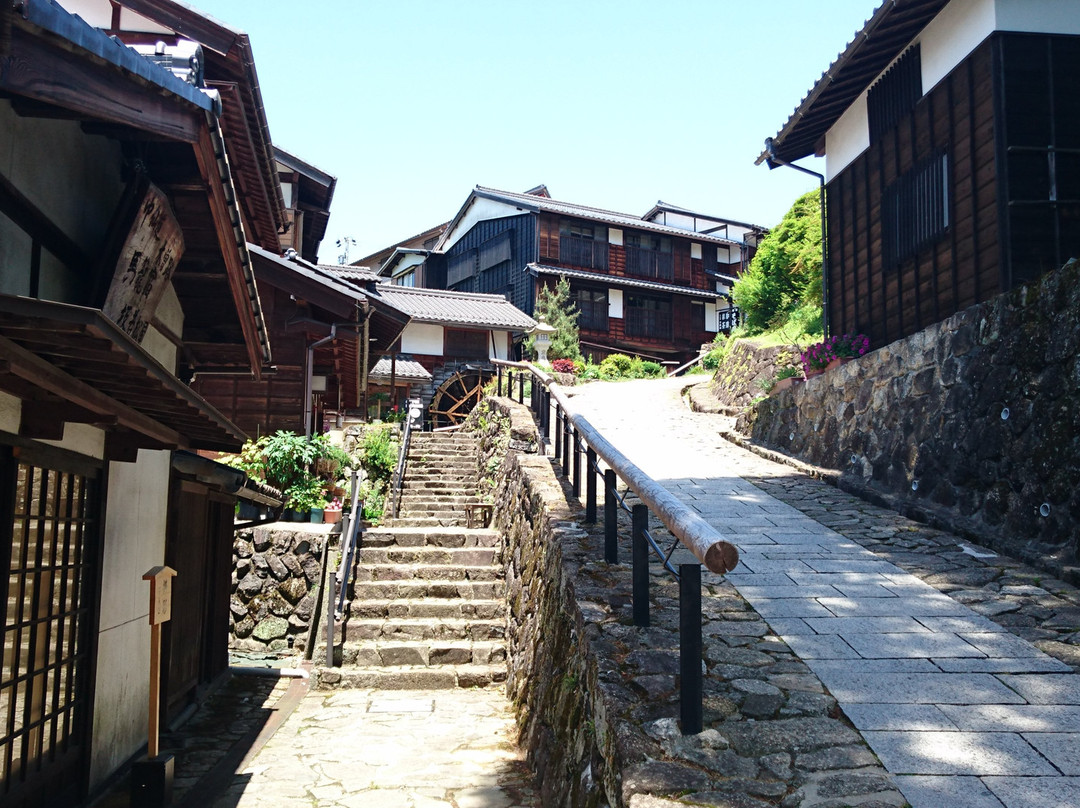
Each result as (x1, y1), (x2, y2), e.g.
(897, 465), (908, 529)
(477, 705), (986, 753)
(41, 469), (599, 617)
(325, 497), (343, 512)
(551, 358), (576, 374)
(800, 333), (869, 373)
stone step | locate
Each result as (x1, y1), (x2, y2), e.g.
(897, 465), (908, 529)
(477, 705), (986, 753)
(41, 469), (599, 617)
(343, 617), (507, 643)
(355, 564), (502, 583)
(402, 479), (474, 489)
(352, 579), (504, 601)
(315, 663), (506, 691)
(397, 508), (469, 521)
(404, 473), (475, 484)
(357, 546), (499, 565)
(389, 516), (471, 529)
(350, 597), (504, 620)
(362, 527), (499, 548)
(397, 493), (473, 506)
(347, 639), (505, 668)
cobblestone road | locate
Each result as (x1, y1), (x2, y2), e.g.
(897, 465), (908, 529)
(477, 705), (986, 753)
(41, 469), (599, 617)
(568, 376), (1080, 808)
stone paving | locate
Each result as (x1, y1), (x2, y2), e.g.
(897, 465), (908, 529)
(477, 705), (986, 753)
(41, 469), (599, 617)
(568, 376), (1080, 808)
(208, 687), (536, 808)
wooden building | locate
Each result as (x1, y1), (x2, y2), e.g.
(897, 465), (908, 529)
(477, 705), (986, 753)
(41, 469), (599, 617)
(760, 0), (1080, 349)
(416, 186), (764, 364)
(0, 2), (288, 804)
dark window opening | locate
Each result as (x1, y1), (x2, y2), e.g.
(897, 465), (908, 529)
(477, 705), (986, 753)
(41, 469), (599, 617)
(574, 288), (608, 331)
(883, 150), (949, 269)
(444, 328), (488, 359)
(558, 221), (608, 269)
(447, 251), (476, 287)
(868, 44), (922, 142)
(625, 294), (672, 339)
(624, 232), (673, 281)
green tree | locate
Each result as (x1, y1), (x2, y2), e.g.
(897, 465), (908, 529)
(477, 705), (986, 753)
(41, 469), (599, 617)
(526, 275), (581, 361)
(732, 190), (823, 336)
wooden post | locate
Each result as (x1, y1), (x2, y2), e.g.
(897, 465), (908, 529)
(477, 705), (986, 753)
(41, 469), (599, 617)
(142, 566), (175, 758)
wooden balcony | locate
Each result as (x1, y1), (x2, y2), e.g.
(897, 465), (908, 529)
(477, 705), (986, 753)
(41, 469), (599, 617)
(559, 236), (608, 270)
(625, 245), (674, 281)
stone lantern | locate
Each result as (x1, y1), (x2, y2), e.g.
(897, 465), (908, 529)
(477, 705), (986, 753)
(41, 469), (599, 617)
(530, 321), (557, 364)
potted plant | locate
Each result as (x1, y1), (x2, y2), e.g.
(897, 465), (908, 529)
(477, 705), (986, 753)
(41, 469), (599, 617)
(323, 497), (343, 524)
(771, 365), (803, 393)
(826, 333), (870, 369)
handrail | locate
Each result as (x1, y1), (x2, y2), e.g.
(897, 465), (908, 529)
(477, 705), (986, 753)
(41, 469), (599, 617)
(492, 359), (737, 575)
(388, 411), (415, 519)
(667, 351), (707, 377)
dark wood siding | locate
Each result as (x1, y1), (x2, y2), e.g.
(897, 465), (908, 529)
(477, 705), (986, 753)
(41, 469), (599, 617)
(444, 214), (534, 313)
(827, 39), (1000, 348)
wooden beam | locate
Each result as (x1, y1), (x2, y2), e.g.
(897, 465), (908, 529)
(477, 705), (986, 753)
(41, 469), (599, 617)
(192, 123), (265, 378)
(0, 25), (202, 143)
(18, 400), (117, 440)
(0, 169), (89, 271)
(0, 334), (184, 448)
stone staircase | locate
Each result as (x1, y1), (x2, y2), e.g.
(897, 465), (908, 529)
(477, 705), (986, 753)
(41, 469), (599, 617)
(316, 432), (507, 690)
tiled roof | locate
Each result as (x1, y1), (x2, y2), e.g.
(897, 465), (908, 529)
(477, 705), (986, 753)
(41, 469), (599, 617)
(369, 357), (432, 383)
(528, 264), (721, 301)
(642, 201), (768, 233)
(370, 286), (537, 331)
(463, 187), (745, 247)
(760, 0), (949, 164)
(325, 265), (380, 283)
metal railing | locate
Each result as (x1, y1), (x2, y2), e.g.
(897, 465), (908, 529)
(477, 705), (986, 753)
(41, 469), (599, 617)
(387, 407), (416, 520)
(490, 359), (739, 735)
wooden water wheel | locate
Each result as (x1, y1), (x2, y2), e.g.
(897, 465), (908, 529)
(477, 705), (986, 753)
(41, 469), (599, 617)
(429, 368), (492, 428)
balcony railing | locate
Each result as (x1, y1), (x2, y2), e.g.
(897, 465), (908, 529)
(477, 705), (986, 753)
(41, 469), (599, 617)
(559, 236), (608, 270)
(625, 245), (674, 281)
(625, 307), (672, 339)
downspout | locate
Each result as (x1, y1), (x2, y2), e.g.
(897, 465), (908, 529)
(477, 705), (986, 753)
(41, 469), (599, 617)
(763, 137), (829, 338)
(305, 325), (337, 438)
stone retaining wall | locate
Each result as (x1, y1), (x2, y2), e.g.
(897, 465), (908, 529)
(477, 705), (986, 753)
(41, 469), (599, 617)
(709, 341), (795, 412)
(231, 527), (326, 652)
(737, 259), (1080, 578)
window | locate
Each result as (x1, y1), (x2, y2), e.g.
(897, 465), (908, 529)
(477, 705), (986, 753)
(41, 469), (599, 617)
(882, 150), (949, 269)
(559, 221), (608, 269)
(478, 231), (511, 271)
(0, 451), (98, 804)
(868, 44), (922, 142)
(393, 269), (416, 287)
(624, 232), (673, 281)
(444, 328), (488, 359)
(574, 288), (608, 331)
(447, 251), (476, 286)
(625, 294), (672, 339)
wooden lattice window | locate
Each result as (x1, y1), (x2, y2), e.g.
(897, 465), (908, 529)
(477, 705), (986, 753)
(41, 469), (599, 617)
(1, 454), (97, 805)
(882, 150), (950, 269)
(868, 44), (922, 142)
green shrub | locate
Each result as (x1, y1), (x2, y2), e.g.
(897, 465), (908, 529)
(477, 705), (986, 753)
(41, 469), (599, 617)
(640, 360), (663, 378)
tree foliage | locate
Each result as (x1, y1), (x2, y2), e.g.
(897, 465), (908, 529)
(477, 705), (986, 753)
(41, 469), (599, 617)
(526, 275), (581, 361)
(732, 190), (823, 336)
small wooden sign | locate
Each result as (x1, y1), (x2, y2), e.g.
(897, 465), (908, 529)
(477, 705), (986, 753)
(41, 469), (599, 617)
(103, 184), (185, 343)
(142, 566), (177, 625)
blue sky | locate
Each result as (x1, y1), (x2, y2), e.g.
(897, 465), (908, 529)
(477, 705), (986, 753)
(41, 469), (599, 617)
(194, 1), (875, 264)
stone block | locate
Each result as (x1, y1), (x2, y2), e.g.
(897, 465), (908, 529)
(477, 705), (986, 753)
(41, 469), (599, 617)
(863, 730), (1057, 775)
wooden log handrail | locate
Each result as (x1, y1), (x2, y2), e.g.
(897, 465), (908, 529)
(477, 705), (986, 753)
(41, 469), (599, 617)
(491, 359), (738, 575)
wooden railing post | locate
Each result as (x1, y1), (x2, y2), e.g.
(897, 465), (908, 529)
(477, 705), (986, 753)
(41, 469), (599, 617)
(497, 367), (503, 397)
(562, 414), (571, 478)
(572, 433), (581, 498)
(604, 469), (617, 563)
(679, 563), (703, 734)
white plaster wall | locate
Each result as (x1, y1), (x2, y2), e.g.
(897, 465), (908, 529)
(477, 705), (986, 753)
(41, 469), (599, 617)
(89, 449), (171, 788)
(0, 391), (20, 432)
(0, 100), (125, 303)
(995, 0), (1080, 34)
(401, 322), (444, 355)
(608, 228), (623, 246)
(440, 198), (520, 252)
(489, 330), (510, 361)
(921, 0), (996, 92)
(608, 288), (624, 319)
(825, 94), (871, 182)
(705, 302), (718, 333)
(63, 0), (174, 34)
(43, 425), (106, 460)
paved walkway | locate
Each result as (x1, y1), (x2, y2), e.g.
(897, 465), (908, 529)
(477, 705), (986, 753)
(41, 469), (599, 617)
(568, 377), (1080, 808)
(208, 687), (536, 808)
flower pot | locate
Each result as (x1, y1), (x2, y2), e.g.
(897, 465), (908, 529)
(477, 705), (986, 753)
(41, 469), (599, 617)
(309, 508), (324, 523)
(323, 509), (342, 525)
(772, 376), (800, 393)
(826, 357), (852, 372)
(804, 368), (825, 379)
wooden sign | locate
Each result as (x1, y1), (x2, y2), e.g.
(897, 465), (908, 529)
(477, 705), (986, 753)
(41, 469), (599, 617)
(142, 566), (177, 625)
(103, 184), (185, 342)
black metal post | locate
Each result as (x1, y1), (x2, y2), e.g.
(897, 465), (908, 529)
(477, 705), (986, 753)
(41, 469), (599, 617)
(604, 469), (617, 562)
(679, 563), (703, 735)
(585, 448), (597, 523)
(632, 504), (649, 626)
(540, 390), (550, 444)
(562, 415), (571, 478)
(572, 433), (581, 497)
(497, 367), (503, 397)
(554, 403), (562, 459)
(517, 372), (524, 404)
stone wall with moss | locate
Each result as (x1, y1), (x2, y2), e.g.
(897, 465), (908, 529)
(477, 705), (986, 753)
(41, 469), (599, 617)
(737, 259), (1080, 579)
(231, 527), (326, 652)
(708, 341), (797, 411)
